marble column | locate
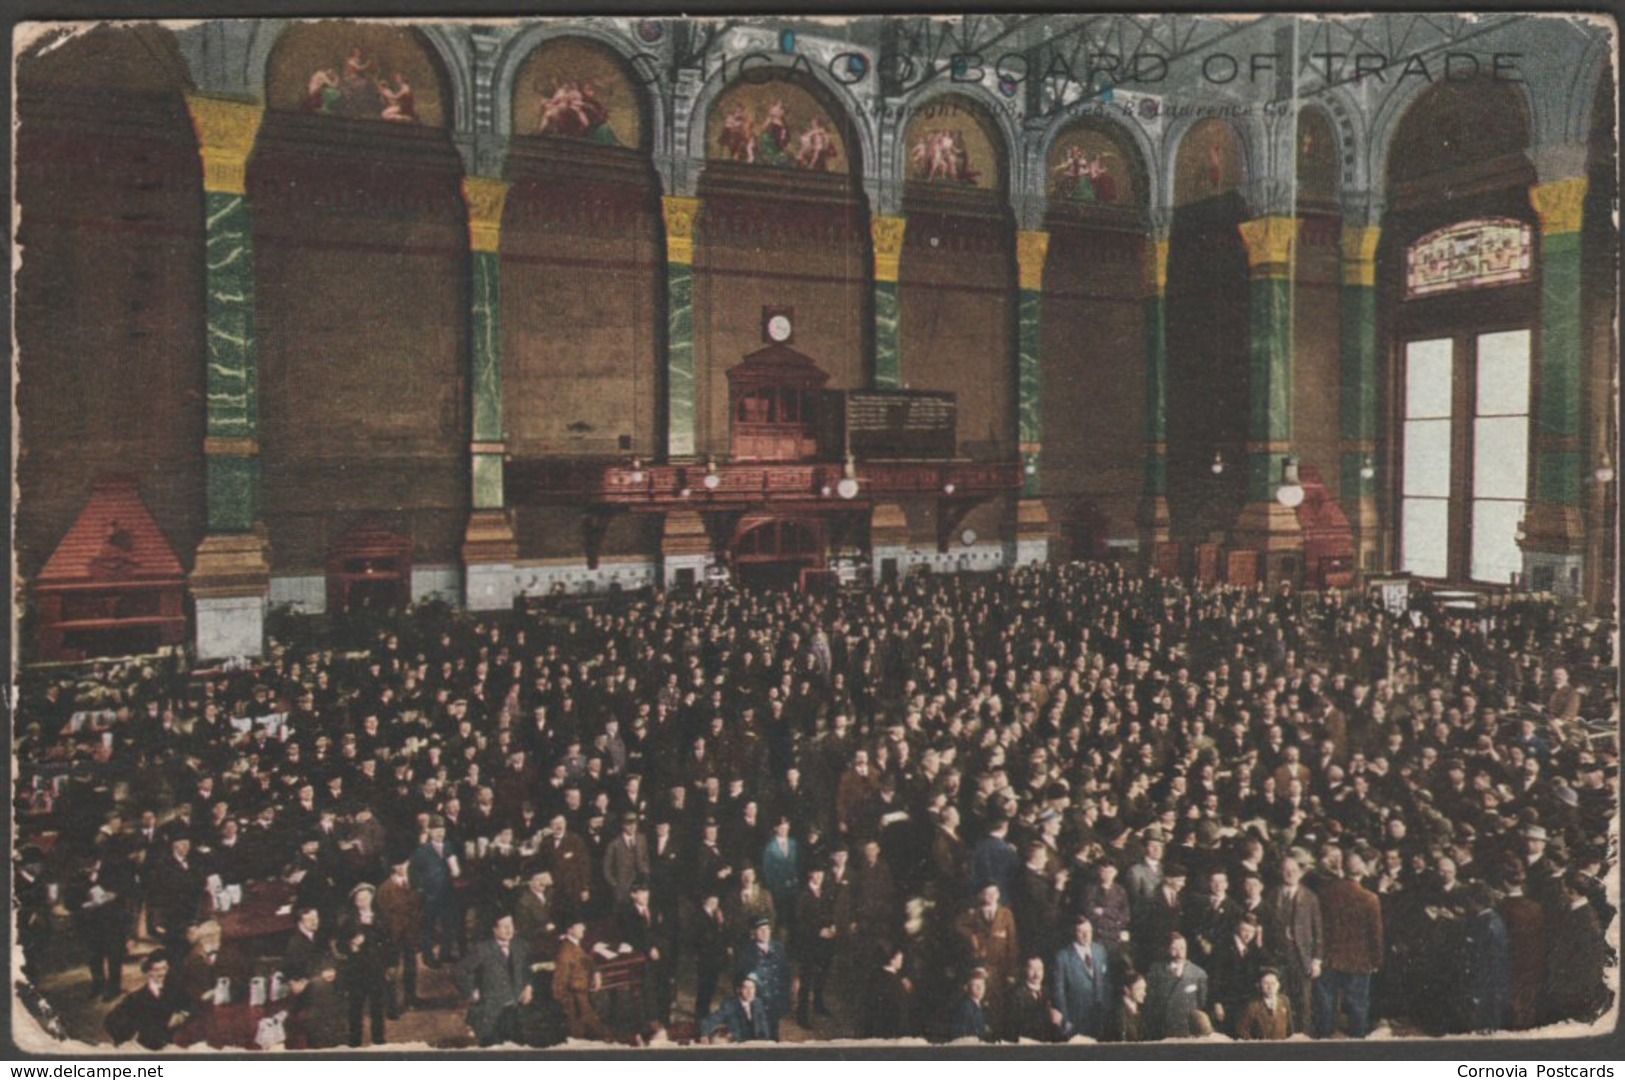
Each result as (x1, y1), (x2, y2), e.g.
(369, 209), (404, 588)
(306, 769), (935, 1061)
(1138, 233), (1172, 553)
(663, 196), (700, 458)
(1013, 229), (1050, 563)
(871, 215), (907, 389)
(1339, 224), (1381, 575)
(460, 176), (521, 610)
(1231, 215), (1304, 580)
(1519, 177), (1588, 595)
(185, 95), (270, 659)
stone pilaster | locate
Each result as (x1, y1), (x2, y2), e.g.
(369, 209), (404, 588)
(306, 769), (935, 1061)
(1139, 234), (1172, 552)
(185, 94), (269, 658)
(1339, 224), (1381, 575)
(663, 196), (700, 457)
(871, 215), (907, 389)
(1231, 215), (1304, 578)
(1520, 177), (1588, 594)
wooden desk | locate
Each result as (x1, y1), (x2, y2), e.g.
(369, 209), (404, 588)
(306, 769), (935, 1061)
(210, 881), (298, 950)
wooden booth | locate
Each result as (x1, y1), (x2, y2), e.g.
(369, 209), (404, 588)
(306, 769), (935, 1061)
(325, 521), (413, 615)
(33, 475), (188, 662)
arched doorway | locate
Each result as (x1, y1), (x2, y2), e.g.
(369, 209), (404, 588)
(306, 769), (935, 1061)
(730, 516), (824, 590)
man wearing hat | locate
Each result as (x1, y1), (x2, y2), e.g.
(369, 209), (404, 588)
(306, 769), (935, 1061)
(699, 973), (773, 1043)
(104, 951), (192, 1051)
(1146, 932), (1211, 1039)
(615, 879), (670, 1024)
(552, 917), (611, 1042)
(377, 855), (424, 1013)
(337, 882), (390, 1046)
(1236, 967), (1292, 1040)
(603, 810), (651, 908)
(146, 833), (204, 958)
(735, 915), (791, 1038)
(1265, 852), (1322, 1034)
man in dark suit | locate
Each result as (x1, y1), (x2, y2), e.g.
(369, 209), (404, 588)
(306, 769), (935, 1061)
(1265, 855), (1322, 1034)
(454, 913), (534, 1047)
(860, 943), (910, 1039)
(699, 973), (774, 1043)
(735, 915), (792, 1039)
(1050, 915), (1112, 1040)
(103, 952), (191, 1051)
(146, 835), (204, 959)
(1145, 933), (1210, 1039)
(792, 866), (839, 1026)
(614, 880), (669, 1023)
(693, 892), (732, 1020)
(409, 821), (459, 965)
(72, 853), (135, 1001)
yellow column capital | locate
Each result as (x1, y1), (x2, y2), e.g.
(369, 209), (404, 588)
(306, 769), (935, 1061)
(1142, 237), (1171, 297)
(662, 195), (701, 265)
(461, 177), (510, 254)
(1016, 230), (1050, 292)
(871, 215), (908, 283)
(1529, 177), (1588, 236)
(1340, 224), (1381, 287)
(1237, 215), (1300, 279)
(185, 95), (264, 196)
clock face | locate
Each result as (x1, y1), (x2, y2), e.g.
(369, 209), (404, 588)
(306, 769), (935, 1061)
(766, 314), (793, 343)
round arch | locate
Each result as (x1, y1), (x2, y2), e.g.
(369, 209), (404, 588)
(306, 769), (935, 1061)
(892, 83), (1019, 196)
(261, 21), (462, 129)
(1032, 105), (1159, 214)
(1160, 113), (1253, 213)
(1367, 71), (1536, 195)
(492, 23), (664, 151)
(684, 55), (875, 179)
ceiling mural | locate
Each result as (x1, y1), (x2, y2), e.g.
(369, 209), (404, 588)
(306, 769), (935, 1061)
(903, 95), (1003, 191)
(1296, 109), (1338, 200)
(267, 21), (445, 127)
(1047, 125), (1139, 208)
(1174, 118), (1243, 205)
(513, 38), (643, 149)
(705, 77), (849, 173)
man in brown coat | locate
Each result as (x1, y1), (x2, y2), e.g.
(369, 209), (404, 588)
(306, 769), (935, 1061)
(955, 884), (1021, 997)
(551, 919), (611, 1041)
(1237, 968), (1293, 1040)
(1313, 848), (1382, 1038)
(377, 856), (424, 1012)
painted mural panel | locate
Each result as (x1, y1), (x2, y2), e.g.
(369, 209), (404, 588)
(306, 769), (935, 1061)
(1173, 117), (1243, 205)
(706, 77), (848, 172)
(1296, 108), (1338, 200)
(266, 20), (445, 126)
(513, 37), (643, 148)
(1047, 124), (1139, 207)
(903, 94), (1002, 189)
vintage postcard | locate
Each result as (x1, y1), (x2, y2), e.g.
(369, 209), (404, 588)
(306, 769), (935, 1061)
(8, 10), (1620, 1057)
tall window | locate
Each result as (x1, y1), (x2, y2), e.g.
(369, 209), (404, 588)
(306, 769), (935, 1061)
(1399, 330), (1531, 583)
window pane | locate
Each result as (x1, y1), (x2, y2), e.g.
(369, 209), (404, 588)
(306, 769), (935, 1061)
(1477, 330), (1531, 416)
(1405, 338), (1453, 418)
(1402, 498), (1450, 578)
(1471, 499), (1525, 585)
(1474, 416), (1529, 499)
(1403, 418), (1452, 497)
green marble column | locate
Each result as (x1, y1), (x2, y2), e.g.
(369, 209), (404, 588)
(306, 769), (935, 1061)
(1016, 230), (1048, 496)
(1519, 177), (1589, 580)
(186, 96), (264, 535)
(872, 216), (906, 390)
(1137, 236), (1171, 553)
(186, 95), (270, 658)
(469, 248), (504, 509)
(663, 196), (699, 457)
(1230, 215), (1303, 567)
(203, 189), (259, 532)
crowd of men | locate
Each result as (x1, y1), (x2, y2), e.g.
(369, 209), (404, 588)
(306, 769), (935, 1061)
(13, 562), (1618, 1047)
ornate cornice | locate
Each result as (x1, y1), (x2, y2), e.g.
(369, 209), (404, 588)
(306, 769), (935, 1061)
(1237, 215), (1300, 279)
(185, 94), (264, 196)
(461, 176), (510, 254)
(1015, 230), (1050, 293)
(662, 195), (700, 265)
(1529, 177), (1587, 236)
(872, 216), (908, 283)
